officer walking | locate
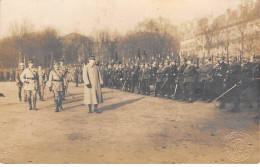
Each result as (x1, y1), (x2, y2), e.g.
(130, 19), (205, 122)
(48, 61), (65, 112)
(59, 59), (68, 100)
(20, 60), (39, 110)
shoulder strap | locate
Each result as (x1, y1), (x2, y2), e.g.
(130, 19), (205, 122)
(28, 68), (36, 78)
(52, 69), (62, 80)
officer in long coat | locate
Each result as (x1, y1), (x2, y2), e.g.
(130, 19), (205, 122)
(83, 56), (103, 113)
(20, 60), (39, 110)
(48, 61), (65, 112)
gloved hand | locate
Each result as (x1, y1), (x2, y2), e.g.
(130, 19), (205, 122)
(49, 87), (52, 92)
(86, 84), (92, 88)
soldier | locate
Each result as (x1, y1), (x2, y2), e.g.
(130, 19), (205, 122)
(37, 64), (47, 101)
(161, 60), (175, 99)
(130, 64), (139, 93)
(100, 64), (108, 87)
(48, 61), (65, 112)
(175, 58), (187, 101)
(213, 56), (228, 109)
(122, 64), (130, 91)
(16, 63), (25, 102)
(169, 61), (178, 99)
(198, 57), (214, 102)
(74, 66), (79, 87)
(138, 64), (144, 94)
(142, 63), (151, 95)
(20, 60), (39, 110)
(59, 59), (68, 100)
(240, 58), (255, 108)
(154, 63), (164, 97)
(252, 56), (260, 113)
(183, 59), (196, 102)
(150, 62), (158, 88)
(107, 64), (113, 88)
(224, 57), (242, 112)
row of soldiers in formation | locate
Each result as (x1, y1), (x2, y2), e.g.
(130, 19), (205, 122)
(16, 59), (69, 112)
(99, 56), (260, 112)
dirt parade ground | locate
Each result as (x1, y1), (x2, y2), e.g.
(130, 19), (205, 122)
(0, 82), (259, 164)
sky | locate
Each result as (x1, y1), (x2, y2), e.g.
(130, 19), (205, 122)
(0, 0), (242, 37)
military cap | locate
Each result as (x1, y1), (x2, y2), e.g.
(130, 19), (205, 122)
(53, 60), (59, 65)
(27, 60), (34, 64)
(88, 56), (95, 60)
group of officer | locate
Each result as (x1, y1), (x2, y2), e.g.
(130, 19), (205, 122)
(12, 54), (260, 112)
(100, 55), (260, 112)
(17, 59), (68, 112)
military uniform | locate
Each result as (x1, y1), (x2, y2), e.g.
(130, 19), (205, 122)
(16, 67), (26, 102)
(138, 66), (144, 94)
(183, 63), (196, 102)
(74, 67), (79, 87)
(252, 61), (260, 108)
(130, 66), (139, 93)
(48, 67), (65, 112)
(240, 61), (255, 108)
(142, 65), (151, 95)
(198, 61), (214, 102)
(175, 63), (186, 100)
(224, 61), (242, 112)
(38, 68), (47, 100)
(20, 66), (39, 110)
(213, 61), (228, 108)
(59, 64), (68, 100)
(154, 65), (164, 97)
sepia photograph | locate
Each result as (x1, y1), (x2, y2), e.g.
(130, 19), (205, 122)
(0, 0), (259, 165)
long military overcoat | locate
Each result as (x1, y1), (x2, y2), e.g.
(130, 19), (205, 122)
(83, 64), (103, 105)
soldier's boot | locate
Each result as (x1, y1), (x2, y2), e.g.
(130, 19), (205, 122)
(24, 95), (27, 102)
(33, 97), (37, 110)
(59, 100), (63, 111)
(94, 104), (101, 113)
(88, 104), (92, 113)
(19, 94), (22, 102)
(55, 100), (59, 112)
(28, 98), (32, 110)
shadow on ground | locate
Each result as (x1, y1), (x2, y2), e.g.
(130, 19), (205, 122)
(100, 97), (145, 112)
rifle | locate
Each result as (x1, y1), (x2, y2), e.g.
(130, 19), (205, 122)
(158, 78), (168, 94)
(172, 82), (178, 100)
(211, 84), (237, 103)
(121, 81), (126, 91)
